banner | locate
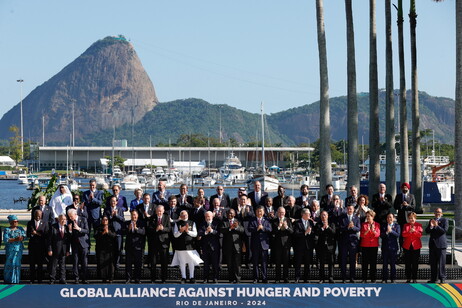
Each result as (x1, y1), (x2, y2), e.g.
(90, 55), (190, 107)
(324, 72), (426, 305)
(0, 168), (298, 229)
(1, 283), (461, 307)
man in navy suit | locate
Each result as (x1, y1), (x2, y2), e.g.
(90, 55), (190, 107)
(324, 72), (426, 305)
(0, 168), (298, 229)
(248, 181), (268, 209)
(103, 196), (125, 270)
(314, 211), (336, 283)
(27, 209), (49, 283)
(152, 180), (172, 209)
(147, 204), (171, 283)
(106, 184), (128, 211)
(296, 184), (313, 208)
(293, 208), (315, 283)
(67, 208), (89, 284)
(220, 209), (245, 283)
(248, 206), (272, 283)
(272, 207), (293, 283)
(426, 208), (448, 283)
(83, 179), (103, 235)
(47, 214), (70, 284)
(198, 211), (221, 283)
(176, 184), (194, 213)
(209, 185), (231, 209)
(339, 204), (361, 283)
(319, 184), (335, 212)
(124, 210), (146, 284)
(380, 213), (401, 283)
(31, 195), (55, 225)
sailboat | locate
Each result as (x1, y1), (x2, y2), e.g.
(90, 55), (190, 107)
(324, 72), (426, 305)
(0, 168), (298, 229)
(248, 103), (280, 192)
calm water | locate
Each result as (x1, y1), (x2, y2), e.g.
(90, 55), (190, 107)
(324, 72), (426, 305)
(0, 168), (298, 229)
(0, 179), (346, 210)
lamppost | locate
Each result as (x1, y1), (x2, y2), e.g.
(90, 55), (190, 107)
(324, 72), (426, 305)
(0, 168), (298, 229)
(17, 79), (24, 161)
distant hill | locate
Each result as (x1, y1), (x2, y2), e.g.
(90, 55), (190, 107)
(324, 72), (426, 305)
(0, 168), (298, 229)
(0, 35), (158, 143)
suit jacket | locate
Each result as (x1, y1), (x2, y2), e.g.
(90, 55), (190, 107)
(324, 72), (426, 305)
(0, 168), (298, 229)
(380, 223), (401, 252)
(31, 204), (55, 224)
(198, 219), (221, 252)
(235, 205), (255, 236)
(210, 193), (231, 209)
(248, 217), (272, 250)
(425, 217), (448, 249)
(320, 194), (335, 212)
(83, 189), (103, 221)
(293, 219), (315, 251)
(338, 213), (361, 247)
(360, 221), (381, 247)
(295, 195), (313, 208)
(344, 195), (359, 208)
(106, 195), (128, 212)
(273, 195), (289, 210)
(103, 206), (125, 235)
(190, 206), (206, 226)
(328, 206), (346, 229)
(65, 204), (88, 220)
(124, 220), (146, 251)
(371, 193), (393, 224)
(147, 213), (171, 249)
(176, 194), (194, 211)
(284, 204), (302, 221)
(47, 223), (71, 256)
(166, 206), (181, 222)
(135, 202), (155, 221)
(272, 217), (294, 249)
(248, 191), (268, 208)
(313, 221), (336, 252)
(394, 193), (416, 226)
(402, 222), (423, 250)
(27, 219), (49, 251)
(220, 219), (244, 254)
(68, 217), (89, 250)
(152, 190), (172, 209)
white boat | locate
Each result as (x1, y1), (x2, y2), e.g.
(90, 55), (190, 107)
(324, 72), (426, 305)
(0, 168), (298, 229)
(113, 166), (124, 178)
(17, 174), (28, 184)
(59, 177), (80, 191)
(94, 176), (109, 190)
(219, 152), (248, 184)
(249, 175), (280, 192)
(121, 175), (142, 190)
(141, 168), (152, 176)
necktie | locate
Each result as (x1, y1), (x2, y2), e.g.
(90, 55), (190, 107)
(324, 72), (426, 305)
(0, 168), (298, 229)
(258, 218), (262, 225)
(60, 227), (64, 238)
(36, 221), (40, 229)
(303, 220), (307, 229)
(158, 217), (162, 225)
(230, 219), (233, 225)
(349, 215), (352, 222)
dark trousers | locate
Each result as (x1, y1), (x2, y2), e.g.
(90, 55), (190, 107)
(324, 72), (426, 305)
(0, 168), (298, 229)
(72, 246), (88, 281)
(224, 250), (241, 282)
(252, 247), (269, 281)
(114, 235), (123, 269)
(202, 248), (220, 280)
(29, 249), (45, 283)
(274, 246), (291, 281)
(316, 246), (334, 280)
(361, 246), (378, 281)
(50, 255), (66, 282)
(149, 244), (169, 282)
(294, 247), (313, 281)
(404, 248), (420, 280)
(340, 243), (357, 280)
(126, 249), (143, 281)
(429, 246), (446, 281)
(382, 249), (398, 281)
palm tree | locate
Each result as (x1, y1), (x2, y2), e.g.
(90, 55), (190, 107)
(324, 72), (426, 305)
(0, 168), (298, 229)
(345, 0), (359, 191)
(455, 0), (462, 235)
(409, 0), (421, 211)
(385, 0), (396, 198)
(316, 0), (332, 191)
(368, 0), (380, 198)
(395, 0), (409, 185)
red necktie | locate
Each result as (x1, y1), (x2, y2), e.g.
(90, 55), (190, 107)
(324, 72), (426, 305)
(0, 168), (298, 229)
(158, 217), (162, 225)
(60, 227), (64, 238)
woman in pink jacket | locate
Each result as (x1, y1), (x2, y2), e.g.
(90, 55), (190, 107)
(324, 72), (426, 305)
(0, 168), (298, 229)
(360, 210), (380, 283)
(402, 212), (423, 283)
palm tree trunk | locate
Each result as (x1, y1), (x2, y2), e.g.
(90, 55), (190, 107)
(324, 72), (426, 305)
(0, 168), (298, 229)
(368, 0), (380, 198)
(345, 0), (359, 191)
(396, 0), (409, 185)
(316, 0), (332, 191)
(385, 0), (396, 198)
(410, 0), (421, 211)
(455, 0), (462, 236)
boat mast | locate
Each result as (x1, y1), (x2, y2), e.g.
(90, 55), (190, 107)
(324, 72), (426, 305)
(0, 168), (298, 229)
(261, 102), (266, 176)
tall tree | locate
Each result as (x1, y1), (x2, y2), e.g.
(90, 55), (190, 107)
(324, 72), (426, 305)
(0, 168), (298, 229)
(368, 0), (380, 198)
(395, 0), (409, 185)
(385, 0), (396, 197)
(8, 125), (22, 166)
(455, 0), (462, 236)
(410, 0), (421, 211)
(316, 0), (332, 190)
(345, 0), (359, 191)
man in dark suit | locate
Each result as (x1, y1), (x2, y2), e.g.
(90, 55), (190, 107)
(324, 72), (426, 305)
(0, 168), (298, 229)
(380, 213), (401, 283)
(248, 181), (268, 209)
(210, 197), (228, 221)
(152, 180), (172, 209)
(314, 211), (336, 283)
(234, 194), (255, 267)
(65, 194), (88, 220)
(220, 209), (244, 283)
(393, 182), (415, 249)
(248, 207), (272, 283)
(106, 184), (128, 211)
(103, 196), (125, 270)
(426, 208), (448, 283)
(167, 195), (181, 222)
(284, 195), (302, 222)
(209, 185), (231, 209)
(372, 183), (393, 225)
(31, 195), (55, 225)
(136, 193), (155, 222)
(320, 184), (335, 211)
(176, 183), (194, 213)
(272, 207), (293, 283)
(338, 204), (361, 283)
(293, 208), (315, 283)
(296, 184), (313, 208)
(47, 214), (70, 284)
(124, 210), (146, 284)
(191, 197), (207, 227)
(27, 209), (49, 283)
(344, 185), (359, 208)
(83, 179), (103, 235)
(231, 187), (247, 210)
(273, 185), (289, 210)
(198, 211), (221, 283)
(67, 208), (89, 284)
(147, 204), (171, 283)
(263, 197), (276, 220)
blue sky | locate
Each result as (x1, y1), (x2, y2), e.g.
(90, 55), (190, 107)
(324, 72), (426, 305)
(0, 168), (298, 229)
(0, 0), (455, 119)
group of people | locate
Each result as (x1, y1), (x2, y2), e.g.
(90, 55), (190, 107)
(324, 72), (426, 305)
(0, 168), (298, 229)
(0, 179), (449, 285)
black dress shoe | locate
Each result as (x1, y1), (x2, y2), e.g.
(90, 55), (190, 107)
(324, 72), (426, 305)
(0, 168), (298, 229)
(252, 280), (258, 284)
(135, 280), (141, 284)
(274, 280), (280, 284)
(262, 279), (268, 284)
(349, 279), (355, 283)
(180, 278), (186, 284)
(427, 280), (436, 283)
(190, 278), (196, 284)
(328, 279), (335, 284)
(371, 280), (376, 283)
(360, 280), (366, 283)
(284, 279), (290, 283)
(59, 280), (67, 285)
(341, 280), (346, 283)
(406, 280), (411, 283)
(49, 281), (55, 285)
(304, 279), (310, 284)
(82, 280), (89, 284)
(75, 279), (80, 284)
(125, 280), (131, 284)
(318, 280), (324, 284)
(440, 279), (446, 284)
(381, 280), (387, 283)
(213, 279), (218, 284)
(232, 280), (238, 284)
(390, 280), (395, 284)
(203, 279), (208, 284)
(161, 280), (166, 284)
(412, 279), (417, 283)
(294, 278), (300, 284)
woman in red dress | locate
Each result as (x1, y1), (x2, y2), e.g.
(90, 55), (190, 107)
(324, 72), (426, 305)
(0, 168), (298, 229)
(360, 210), (380, 283)
(402, 212), (423, 283)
